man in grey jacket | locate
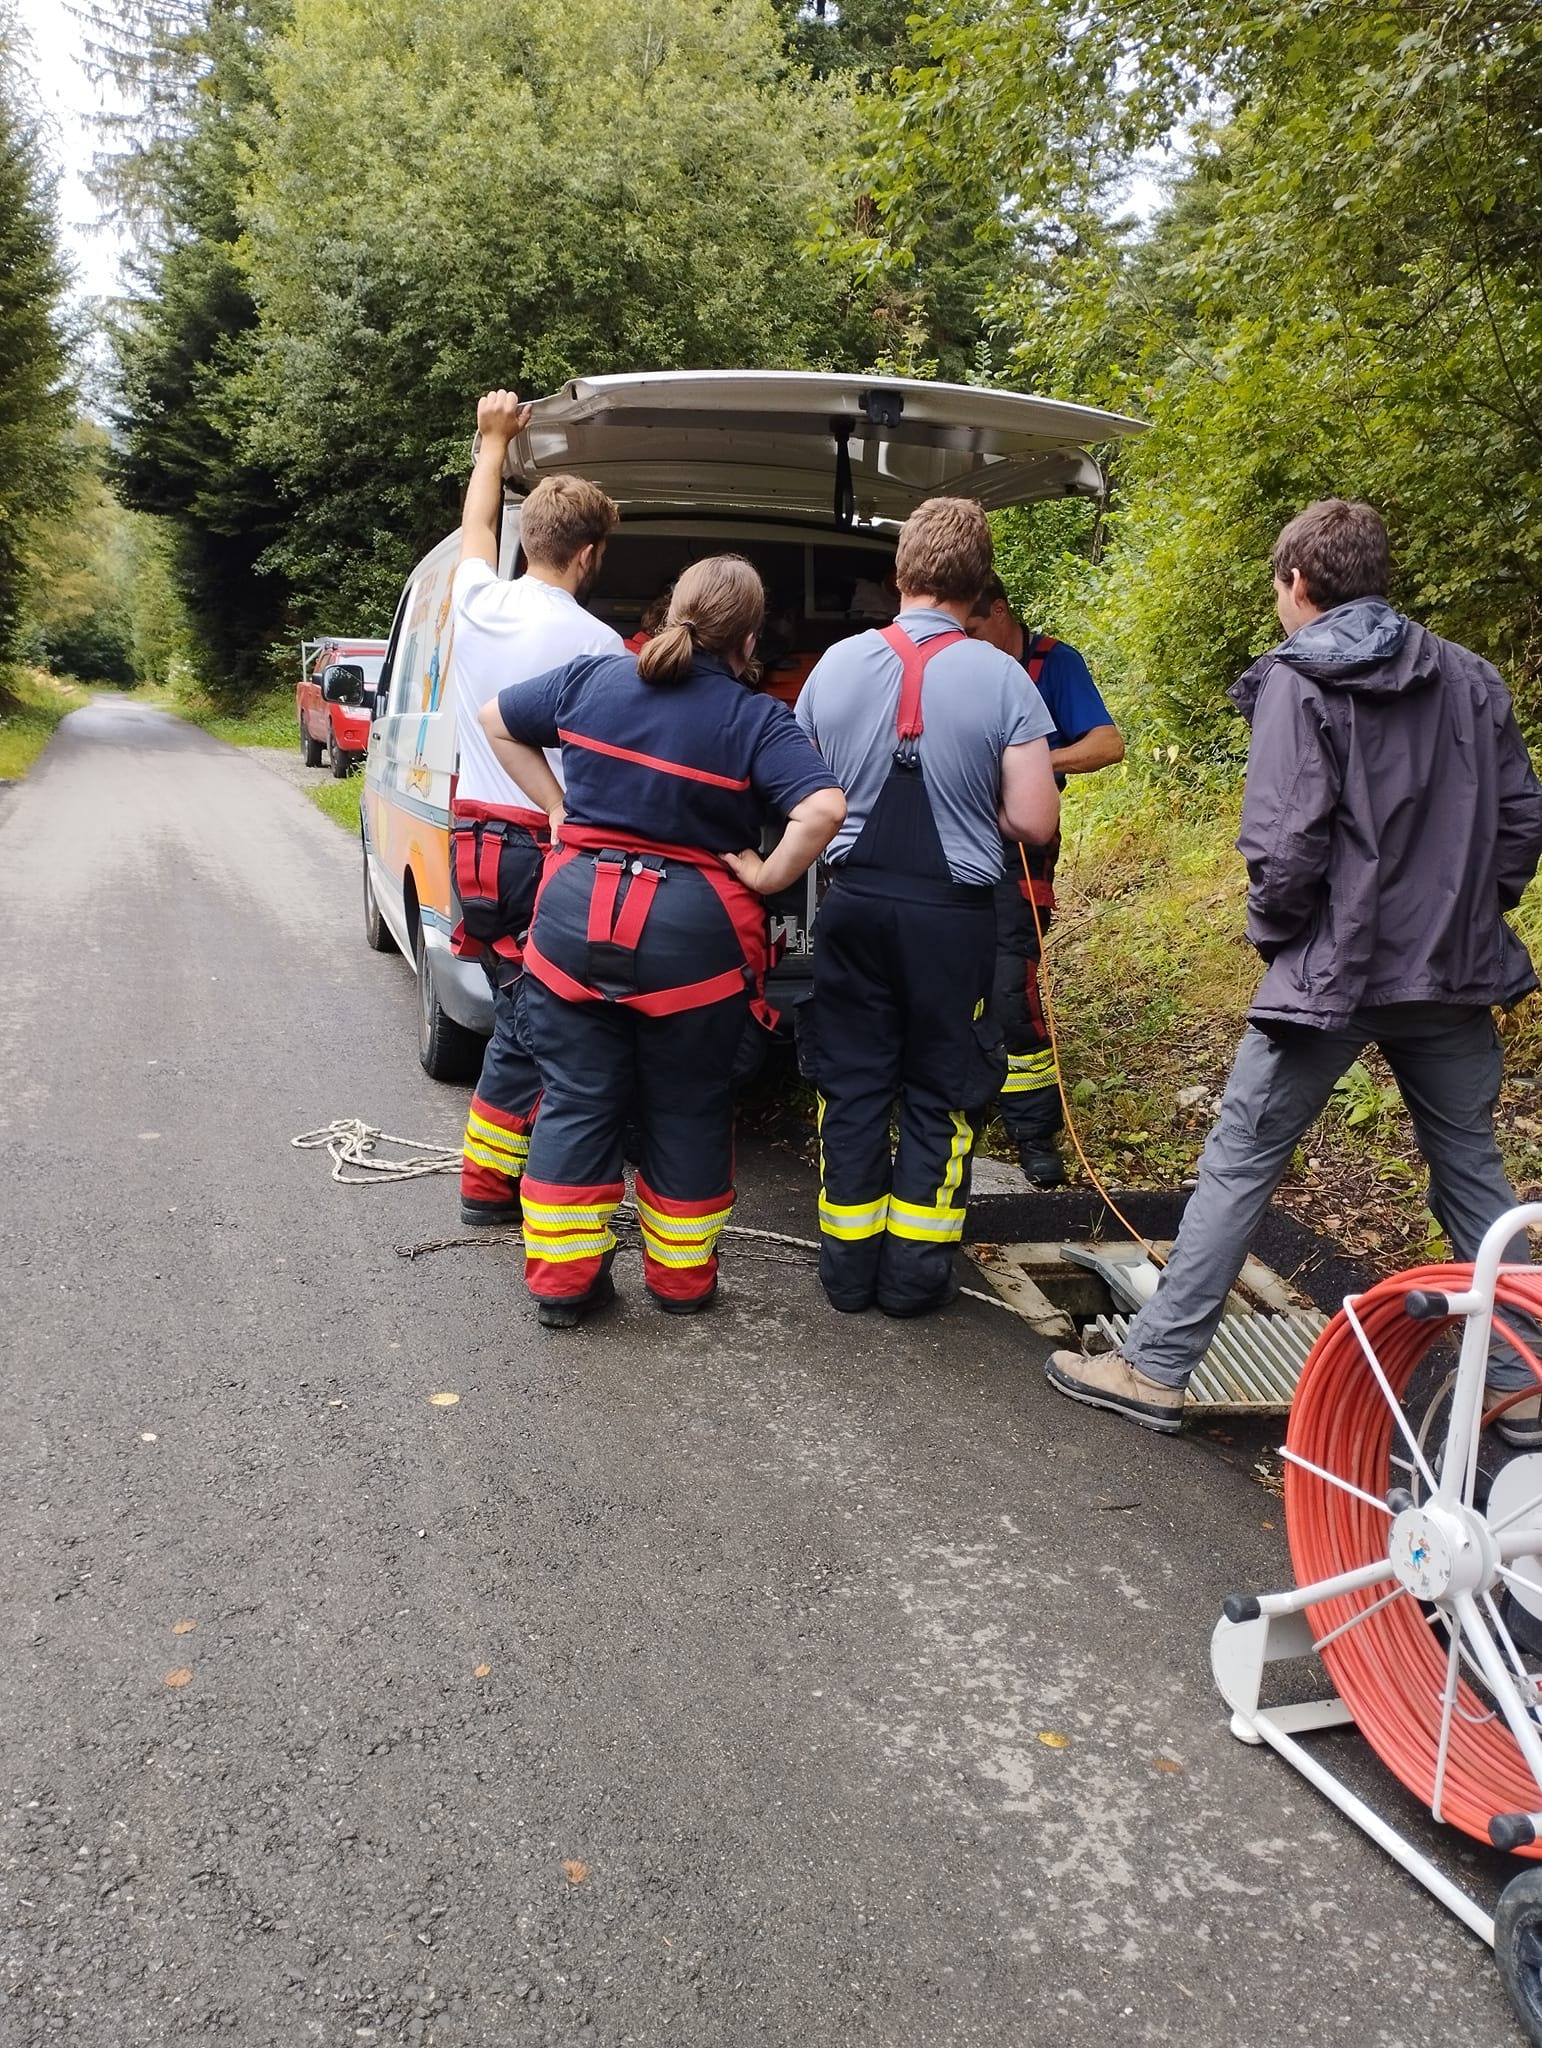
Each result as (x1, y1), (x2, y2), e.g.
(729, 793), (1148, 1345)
(1047, 498), (1542, 1436)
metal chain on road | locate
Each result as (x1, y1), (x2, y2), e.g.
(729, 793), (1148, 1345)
(295, 1117), (1025, 1317)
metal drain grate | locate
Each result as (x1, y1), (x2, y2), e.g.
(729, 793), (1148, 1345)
(1091, 1310), (1328, 1415)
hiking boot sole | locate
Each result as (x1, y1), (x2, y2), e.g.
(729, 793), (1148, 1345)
(1044, 1357), (1184, 1434)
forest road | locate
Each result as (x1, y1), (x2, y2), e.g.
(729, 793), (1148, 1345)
(0, 699), (1520, 2047)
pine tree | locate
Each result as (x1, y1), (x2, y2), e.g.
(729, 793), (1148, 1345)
(0, 10), (74, 679)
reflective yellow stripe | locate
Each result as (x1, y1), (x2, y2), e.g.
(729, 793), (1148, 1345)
(936, 1110), (971, 1208)
(887, 1196), (967, 1243)
(464, 1129), (528, 1169)
(638, 1228), (716, 1261)
(818, 1193), (890, 1240)
(522, 1226), (615, 1261)
(1001, 1050), (1056, 1094)
(635, 1201), (732, 1243)
(466, 1110), (529, 1154)
(521, 1197), (614, 1228)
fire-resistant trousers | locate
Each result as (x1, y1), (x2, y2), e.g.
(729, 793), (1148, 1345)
(516, 856), (748, 1307)
(802, 874), (1004, 1315)
(992, 866), (1060, 1147)
(459, 830), (545, 1216)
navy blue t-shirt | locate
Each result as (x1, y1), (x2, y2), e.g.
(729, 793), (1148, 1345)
(497, 651), (834, 851)
(1027, 637), (1112, 757)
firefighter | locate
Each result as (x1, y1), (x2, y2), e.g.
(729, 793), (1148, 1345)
(793, 500), (1061, 1318)
(449, 389), (623, 1224)
(966, 573), (1124, 1186)
(477, 555), (845, 1329)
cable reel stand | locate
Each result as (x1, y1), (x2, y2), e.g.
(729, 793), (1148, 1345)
(1214, 1203), (1542, 2040)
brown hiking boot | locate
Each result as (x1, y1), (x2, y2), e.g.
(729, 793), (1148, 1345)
(1045, 1347), (1186, 1434)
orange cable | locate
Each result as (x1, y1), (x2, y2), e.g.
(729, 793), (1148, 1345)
(1285, 1262), (1542, 1852)
(1018, 841), (1166, 1265)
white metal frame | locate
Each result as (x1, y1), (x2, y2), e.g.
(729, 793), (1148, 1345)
(1212, 1202), (1542, 1950)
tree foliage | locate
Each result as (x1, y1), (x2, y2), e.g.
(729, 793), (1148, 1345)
(838, 0), (1542, 745)
(237, 0), (877, 626)
(88, 1), (291, 695)
(0, 7), (74, 673)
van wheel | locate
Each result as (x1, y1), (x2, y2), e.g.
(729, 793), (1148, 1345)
(328, 732), (353, 778)
(301, 721), (324, 768)
(415, 924), (481, 1082)
(362, 836), (396, 954)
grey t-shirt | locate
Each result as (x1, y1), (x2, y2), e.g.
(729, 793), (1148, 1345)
(794, 609), (1053, 886)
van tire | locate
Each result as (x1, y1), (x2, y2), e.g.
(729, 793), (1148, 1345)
(301, 721), (324, 768)
(362, 837), (396, 954)
(415, 924), (481, 1082)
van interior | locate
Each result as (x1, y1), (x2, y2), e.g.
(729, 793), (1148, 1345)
(516, 522), (900, 708)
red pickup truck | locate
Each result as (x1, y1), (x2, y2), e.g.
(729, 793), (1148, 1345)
(297, 637), (388, 777)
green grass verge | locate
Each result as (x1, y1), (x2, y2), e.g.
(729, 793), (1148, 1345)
(307, 778), (363, 831)
(0, 667), (91, 779)
(150, 680), (298, 748)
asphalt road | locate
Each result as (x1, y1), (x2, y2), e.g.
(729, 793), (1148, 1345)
(0, 701), (1519, 2046)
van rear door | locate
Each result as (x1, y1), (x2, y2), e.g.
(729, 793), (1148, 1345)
(498, 370), (1145, 525)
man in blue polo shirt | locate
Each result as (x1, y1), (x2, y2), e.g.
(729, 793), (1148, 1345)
(967, 574), (1124, 1186)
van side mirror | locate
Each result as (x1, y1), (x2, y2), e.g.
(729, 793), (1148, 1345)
(321, 663), (366, 704)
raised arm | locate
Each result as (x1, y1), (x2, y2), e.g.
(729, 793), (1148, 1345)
(460, 389), (532, 570)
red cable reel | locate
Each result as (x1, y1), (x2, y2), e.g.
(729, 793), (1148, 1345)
(1285, 1262), (1542, 1851)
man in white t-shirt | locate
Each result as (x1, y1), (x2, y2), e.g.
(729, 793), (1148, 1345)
(450, 388), (623, 1224)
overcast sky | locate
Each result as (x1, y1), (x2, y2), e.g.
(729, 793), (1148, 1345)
(14, 0), (129, 303)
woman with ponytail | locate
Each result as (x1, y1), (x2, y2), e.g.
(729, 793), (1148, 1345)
(478, 555), (845, 1328)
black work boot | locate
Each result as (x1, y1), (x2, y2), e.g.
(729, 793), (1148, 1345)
(536, 1273), (616, 1330)
(1018, 1139), (1067, 1188)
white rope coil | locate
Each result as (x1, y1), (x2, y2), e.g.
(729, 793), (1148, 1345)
(291, 1118), (465, 1184)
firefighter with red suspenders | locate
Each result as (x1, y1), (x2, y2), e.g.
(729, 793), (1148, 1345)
(793, 502), (1061, 1319)
(966, 572), (1124, 1187)
(449, 390), (623, 1224)
(477, 556), (846, 1329)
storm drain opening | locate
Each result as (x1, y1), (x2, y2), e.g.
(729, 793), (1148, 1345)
(965, 1237), (1327, 1415)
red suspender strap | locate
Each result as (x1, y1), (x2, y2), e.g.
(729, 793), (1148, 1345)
(1024, 634), (1057, 687)
(877, 624), (965, 742)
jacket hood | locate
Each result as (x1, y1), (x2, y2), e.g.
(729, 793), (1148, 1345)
(1231, 599), (1441, 716)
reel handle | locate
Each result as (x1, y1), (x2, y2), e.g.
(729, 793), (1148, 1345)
(1404, 1289), (1453, 1321)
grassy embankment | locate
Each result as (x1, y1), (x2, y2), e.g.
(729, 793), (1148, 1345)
(0, 667), (90, 778)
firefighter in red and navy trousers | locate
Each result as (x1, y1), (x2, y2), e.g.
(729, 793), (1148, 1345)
(449, 391), (624, 1224)
(966, 573), (1124, 1187)
(478, 555), (845, 1329)
(794, 501), (1062, 1318)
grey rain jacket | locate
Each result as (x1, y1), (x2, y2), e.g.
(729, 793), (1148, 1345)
(1230, 598), (1542, 1028)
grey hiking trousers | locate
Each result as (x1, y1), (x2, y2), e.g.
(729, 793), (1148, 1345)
(1124, 1003), (1536, 1391)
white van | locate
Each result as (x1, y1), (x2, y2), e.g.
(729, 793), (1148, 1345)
(360, 370), (1144, 1079)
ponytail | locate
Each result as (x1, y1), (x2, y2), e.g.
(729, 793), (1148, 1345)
(633, 555), (766, 688)
(636, 620), (696, 686)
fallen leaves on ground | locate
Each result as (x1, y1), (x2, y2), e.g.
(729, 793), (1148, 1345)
(164, 1669), (192, 1689)
(562, 1860), (589, 1885)
(172, 1620), (196, 1636)
(427, 1392), (460, 1407)
(1037, 1731), (1068, 1749)
(1152, 1757), (1184, 1775)
(474, 1664), (491, 1679)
